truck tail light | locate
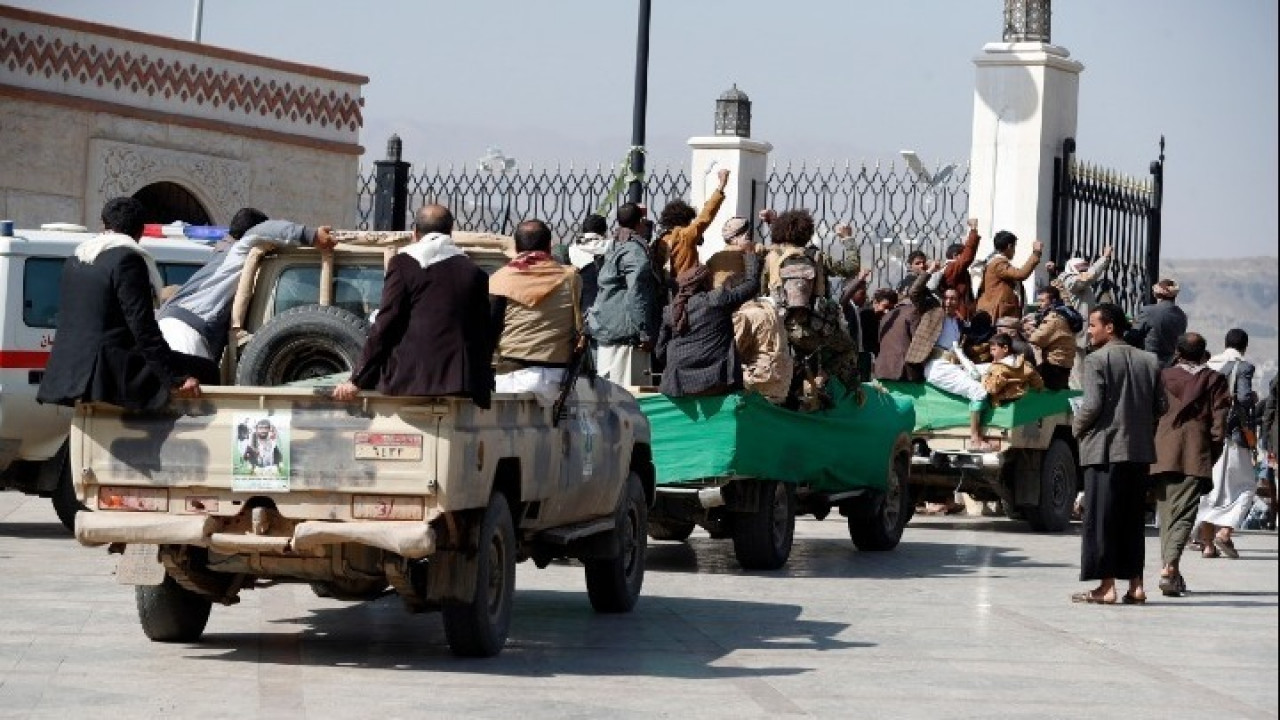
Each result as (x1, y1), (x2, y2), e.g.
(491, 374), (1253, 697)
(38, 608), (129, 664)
(353, 495), (424, 521)
(97, 486), (168, 512)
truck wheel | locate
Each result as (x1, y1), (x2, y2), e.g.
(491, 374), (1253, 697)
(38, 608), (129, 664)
(136, 575), (212, 643)
(235, 304), (370, 386)
(731, 480), (795, 570)
(586, 472), (648, 613)
(443, 493), (516, 657)
(49, 445), (85, 532)
(849, 453), (911, 551)
(647, 519), (694, 542)
(1026, 439), (1077, 532)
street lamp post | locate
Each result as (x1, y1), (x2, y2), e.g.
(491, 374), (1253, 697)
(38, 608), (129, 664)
(627, 0), (651, 205)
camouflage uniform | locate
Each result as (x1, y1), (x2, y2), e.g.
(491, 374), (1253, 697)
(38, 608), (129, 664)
(764, 245), (862, 406)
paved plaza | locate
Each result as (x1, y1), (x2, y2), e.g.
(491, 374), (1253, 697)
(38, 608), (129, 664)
(1, 491), (1276, 719)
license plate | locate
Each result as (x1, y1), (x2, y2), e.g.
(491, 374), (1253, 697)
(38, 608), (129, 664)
(116, 543), (165, 586)
(354, 432), (423, 461)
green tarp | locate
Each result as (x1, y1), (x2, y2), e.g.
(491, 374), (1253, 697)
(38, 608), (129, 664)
(880, 381), (1079, 433)
(638, 382), (915, 493)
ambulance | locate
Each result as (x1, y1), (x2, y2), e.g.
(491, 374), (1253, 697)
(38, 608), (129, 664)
(0, 222), (213, 529)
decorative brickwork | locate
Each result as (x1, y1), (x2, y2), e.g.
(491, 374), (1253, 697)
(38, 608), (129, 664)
(0, 27), (363, 131)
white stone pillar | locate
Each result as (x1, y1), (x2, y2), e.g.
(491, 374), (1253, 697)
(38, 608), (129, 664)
(686, 136), (772, 261)
(967, 42), (1083, 295)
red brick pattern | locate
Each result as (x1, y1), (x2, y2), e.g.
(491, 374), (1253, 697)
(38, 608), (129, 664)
(0, 27), (363, 131)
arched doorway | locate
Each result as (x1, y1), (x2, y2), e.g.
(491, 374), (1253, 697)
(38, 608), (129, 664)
(133, 181), (212, 225)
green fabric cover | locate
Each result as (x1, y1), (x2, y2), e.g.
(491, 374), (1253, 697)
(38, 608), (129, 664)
(639, 381), (915, 492)
(880, 381), (1079, 433)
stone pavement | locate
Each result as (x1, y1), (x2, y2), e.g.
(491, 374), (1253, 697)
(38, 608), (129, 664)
(1, 491), (1276, 719)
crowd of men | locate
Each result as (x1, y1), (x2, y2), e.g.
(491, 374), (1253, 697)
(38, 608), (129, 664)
(37, 193), (1277, 606)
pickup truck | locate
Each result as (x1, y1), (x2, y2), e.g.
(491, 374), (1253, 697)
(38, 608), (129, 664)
(638, 381), (916, 569)
(70, 235), (655, 657)
(883, 382), (1080, 531)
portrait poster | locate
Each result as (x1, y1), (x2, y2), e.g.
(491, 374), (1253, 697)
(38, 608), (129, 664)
(232, 410), (292, 492)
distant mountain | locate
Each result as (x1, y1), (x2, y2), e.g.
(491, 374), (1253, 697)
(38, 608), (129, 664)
(1162, 257), (1278, 388)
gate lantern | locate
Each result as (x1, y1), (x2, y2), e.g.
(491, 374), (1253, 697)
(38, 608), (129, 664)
(714, 84), (751, 138)
(1003, 0), (1051, 43)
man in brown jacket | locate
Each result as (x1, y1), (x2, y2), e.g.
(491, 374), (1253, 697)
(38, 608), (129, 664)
(941, 219), (981, 319)
(1151, 332), (1230, 597)
(1028, 286), (1077, 390)
(653, 168), (730, 286)
(976, 230), (1043, 321)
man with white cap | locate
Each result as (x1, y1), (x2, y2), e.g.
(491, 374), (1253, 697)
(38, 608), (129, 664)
(1056, 245), (1112, 385)
(706, 217), (793, 404)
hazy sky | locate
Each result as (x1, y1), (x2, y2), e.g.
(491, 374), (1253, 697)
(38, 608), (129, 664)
(10, 0), (1278, 259)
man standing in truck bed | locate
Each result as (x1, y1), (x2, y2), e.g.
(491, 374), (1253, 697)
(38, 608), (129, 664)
(333, 204), (493, 408)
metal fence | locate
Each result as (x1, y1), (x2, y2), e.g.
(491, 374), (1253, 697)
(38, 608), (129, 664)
(1050, 137), (1164, 317)
(357, 163), (690, 243)
(355, 154), (971, 291)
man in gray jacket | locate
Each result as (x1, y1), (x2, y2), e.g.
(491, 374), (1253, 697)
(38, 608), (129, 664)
(586, 202), (659, 386)
(1127, 279), (1188, 367)
(157, 209), (335, 361)
(1072, 302), (1166, 605)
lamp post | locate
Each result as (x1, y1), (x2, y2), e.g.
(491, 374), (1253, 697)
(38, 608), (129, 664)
(626, 0), (651, 205)
(478, 147), (516, 234)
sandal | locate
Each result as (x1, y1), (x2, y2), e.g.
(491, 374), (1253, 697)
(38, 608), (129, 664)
(1201, 544), (1220, 559)
(1122, 593), (1147, 605)
(1071, 590), (1116, 605)
(1214, 537), (1239, 559)
(1159, 573), (1188, 597)
(1189, 540), (1204, 552)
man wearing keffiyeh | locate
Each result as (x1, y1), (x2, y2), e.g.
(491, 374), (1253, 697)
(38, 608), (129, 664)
(488, 219), (583, 404)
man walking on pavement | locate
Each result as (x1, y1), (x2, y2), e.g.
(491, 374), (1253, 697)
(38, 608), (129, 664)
(1150, 332), (1229, 596)
(1072, 302), (1166, 605)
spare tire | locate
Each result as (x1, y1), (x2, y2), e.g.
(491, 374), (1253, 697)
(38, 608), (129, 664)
(236, 304), (370, 386)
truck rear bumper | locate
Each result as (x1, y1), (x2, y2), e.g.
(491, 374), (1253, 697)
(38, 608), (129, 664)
(911, 451), (1002, 473)
(76, 513), (437, 559)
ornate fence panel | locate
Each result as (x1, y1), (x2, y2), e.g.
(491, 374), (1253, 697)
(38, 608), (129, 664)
(759, 161), (971, 291)
(1051, 137), (1165, 317)
(356, 153), (971, 294)
(355, 163), (689, 242)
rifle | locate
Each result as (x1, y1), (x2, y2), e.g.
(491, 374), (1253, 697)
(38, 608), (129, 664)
(552, 340), (591, 427)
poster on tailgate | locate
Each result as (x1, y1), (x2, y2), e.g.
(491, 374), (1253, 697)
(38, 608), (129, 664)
(232, 411), (292, 491)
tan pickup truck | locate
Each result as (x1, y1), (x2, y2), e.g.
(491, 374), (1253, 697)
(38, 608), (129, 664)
(70, 235), (655, 658)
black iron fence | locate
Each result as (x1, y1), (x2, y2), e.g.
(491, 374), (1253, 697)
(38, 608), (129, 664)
(356, 141), (971, 292)
(1051, 137), (1165, 317)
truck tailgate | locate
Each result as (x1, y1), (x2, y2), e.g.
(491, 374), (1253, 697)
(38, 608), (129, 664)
(73, 387), (443, 500)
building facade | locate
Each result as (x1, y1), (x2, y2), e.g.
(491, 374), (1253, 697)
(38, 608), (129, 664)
(0, 5), (366, 229)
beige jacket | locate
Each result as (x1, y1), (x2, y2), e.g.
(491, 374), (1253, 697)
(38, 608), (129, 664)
(1028, 312), (1076, 369)
(489, 262), (581, 365)
(983, 356), (1045, 406)
(733, 299), (793, 404)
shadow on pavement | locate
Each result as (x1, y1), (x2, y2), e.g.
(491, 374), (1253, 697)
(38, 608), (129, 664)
(645, 535), (1069, 579)
(0, 521), (72, 540)
(189, 589), (866, 678)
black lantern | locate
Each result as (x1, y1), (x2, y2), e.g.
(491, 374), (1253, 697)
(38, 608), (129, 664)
(714, 84), (751, 138)
(1003, 0), (1051, 43)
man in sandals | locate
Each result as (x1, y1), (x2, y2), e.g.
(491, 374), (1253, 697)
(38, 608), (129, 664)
(1072, 303), (1166, 605)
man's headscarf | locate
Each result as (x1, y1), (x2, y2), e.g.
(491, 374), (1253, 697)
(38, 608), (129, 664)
(671, 264), (712, 335)
(1153, 278), (1180, 300)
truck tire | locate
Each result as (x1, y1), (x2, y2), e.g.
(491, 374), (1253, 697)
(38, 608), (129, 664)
(442, 493), (516, 657)
(235, 304), (370, 386)
(647, 519), (695, 542)
(849, 452), (911, 551)
(585, 472), (648, 613)
(1026, 439), (1077, 532)
(731, 480), (795, 570)
(49, 444), (85, 532)
(136, 575), (212, 643)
